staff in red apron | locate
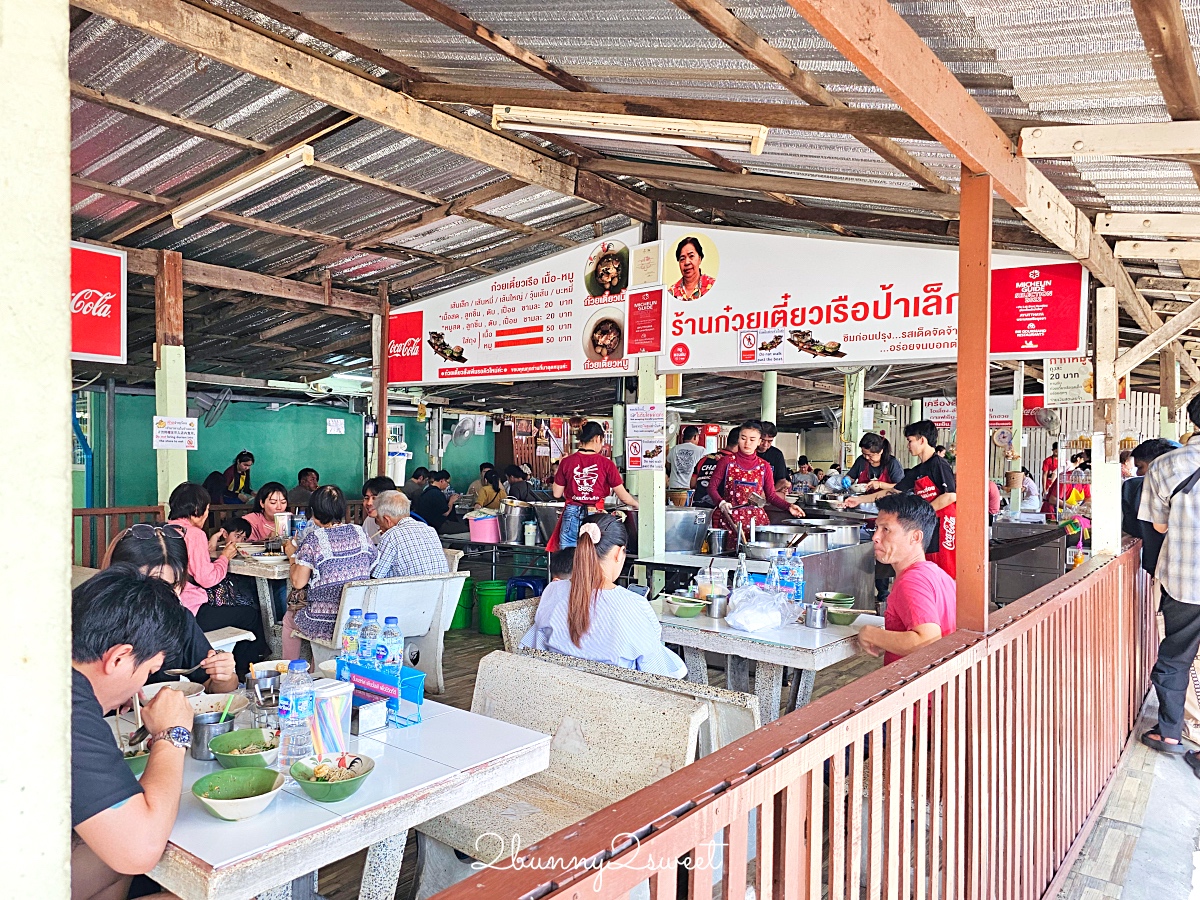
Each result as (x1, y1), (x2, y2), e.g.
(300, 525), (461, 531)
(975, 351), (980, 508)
(845, 420), (957, 580)
(549, 420), (639, 550)
(846, 432), (905, 491)
(708, 421), (803, 536)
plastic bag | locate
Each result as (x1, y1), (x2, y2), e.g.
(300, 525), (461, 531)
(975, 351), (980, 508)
(724, 585), (799, 633)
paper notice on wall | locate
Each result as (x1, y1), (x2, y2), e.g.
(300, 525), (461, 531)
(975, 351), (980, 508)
(626, 438), (666, 470)
(326, 418), (346, 435)
(1043, 357), (1092, 405)
(151, 416), (198, 450)
(474, 416), (487, 435)
(626, 404), (667, 439)
(737, 329), (786, 365)
(630, 241), (662, 288)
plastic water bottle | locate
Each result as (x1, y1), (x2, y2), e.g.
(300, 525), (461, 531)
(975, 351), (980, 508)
(767, 551), (785, 595)
(341, 608), (363, 662)
(732, 552), (751, 591)
(293, 509), (308, 543)
(789, 551), (806, 605)
(278, 660), (314, 778)
(378, 616), (404, 673)
(358, 613), (381, 669)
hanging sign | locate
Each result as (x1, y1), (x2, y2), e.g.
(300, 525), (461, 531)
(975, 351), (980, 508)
(657, 225), (1088, 373)
(626, 288), (665, 356)
(626, 404), (667, 470)
(71, 242), (127, 364)
(1044, 357), (1092, 405)
(737, 329), (786, 365)
(919, 396), (1043, 429)
(151, 416), (197, 450)
(387, 227), (641, 384)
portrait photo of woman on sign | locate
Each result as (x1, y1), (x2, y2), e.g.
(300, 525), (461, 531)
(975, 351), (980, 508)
(668, 235), (718, 301)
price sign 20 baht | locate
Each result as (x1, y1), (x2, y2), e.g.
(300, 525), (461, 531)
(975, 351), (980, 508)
(656, 224), (1088, 372)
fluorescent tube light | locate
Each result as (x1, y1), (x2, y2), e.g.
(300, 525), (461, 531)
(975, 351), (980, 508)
(171, 145), (315, 228)
(491, 106), (769, 155)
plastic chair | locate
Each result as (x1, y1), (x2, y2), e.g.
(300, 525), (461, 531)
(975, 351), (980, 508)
(505, 576), (546, 603)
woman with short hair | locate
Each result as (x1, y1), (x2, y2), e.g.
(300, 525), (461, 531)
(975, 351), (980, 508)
(521, 513), (685, 677)
(281, 485), (376, 659)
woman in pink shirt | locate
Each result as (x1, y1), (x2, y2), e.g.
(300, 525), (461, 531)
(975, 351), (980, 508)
(167, 482), (267, 673)
(243, 482), (289, 541)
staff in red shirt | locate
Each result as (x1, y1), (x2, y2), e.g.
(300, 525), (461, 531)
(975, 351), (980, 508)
(857, 493), (957, 663)
(1042, 441), (1059, 491)
(845, 419), (957, 579)
(552, 420), (638, 548)
(708, 420), (803, 534)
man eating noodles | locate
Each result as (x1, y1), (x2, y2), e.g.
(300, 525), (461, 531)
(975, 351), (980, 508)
(71, 566), (194, 900)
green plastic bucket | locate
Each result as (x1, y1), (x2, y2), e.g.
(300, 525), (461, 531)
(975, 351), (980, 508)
(450, 578), (475, 630)
(475, 580), (508, 636)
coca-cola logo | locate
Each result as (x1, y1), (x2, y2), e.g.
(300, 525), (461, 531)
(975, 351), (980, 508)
(389, 338), (420, 357)
(72, 288), (115, 318)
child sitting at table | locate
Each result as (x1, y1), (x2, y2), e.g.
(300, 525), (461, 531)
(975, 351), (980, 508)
(549, 547), (575, 583)
(227, 517), (253, 543)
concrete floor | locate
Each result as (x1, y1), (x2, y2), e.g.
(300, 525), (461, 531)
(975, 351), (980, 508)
(1058, 696), (1200, 900)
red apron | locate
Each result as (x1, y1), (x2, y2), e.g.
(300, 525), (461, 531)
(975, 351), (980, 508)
(715, 456), (773, 537)
(913, 475), (956, 579)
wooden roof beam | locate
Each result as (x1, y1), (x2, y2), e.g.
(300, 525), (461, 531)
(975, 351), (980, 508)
(782, 0), (1200, 388)
(1020, 120), (1200, 162)
(665, 0), (952, 194)
(1130, 0), (1200, 189)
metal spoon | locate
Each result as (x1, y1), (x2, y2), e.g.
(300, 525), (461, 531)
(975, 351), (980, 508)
(162, 662), (205, 676)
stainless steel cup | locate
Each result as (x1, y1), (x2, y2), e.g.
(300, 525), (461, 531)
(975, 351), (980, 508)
(805, 603), (828, 629)
(192, 710), (236, 760)
(708, 595), (729, 618)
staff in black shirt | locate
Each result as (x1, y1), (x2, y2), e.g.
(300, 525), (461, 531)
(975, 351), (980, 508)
(757, 420), (790, 492)
(415, 469), (460, 532)
(846, 432), (905, 488)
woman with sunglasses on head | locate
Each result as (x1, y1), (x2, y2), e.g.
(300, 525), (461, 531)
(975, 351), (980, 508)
(102, 524), (239, 693)
(520, 513), (686, 677)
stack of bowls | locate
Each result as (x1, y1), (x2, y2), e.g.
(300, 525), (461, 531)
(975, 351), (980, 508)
(813, 592), (861, 625)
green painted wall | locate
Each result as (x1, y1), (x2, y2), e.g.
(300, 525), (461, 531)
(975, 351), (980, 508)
(388, 415), (495, 494)
(103, 394), (367, 506)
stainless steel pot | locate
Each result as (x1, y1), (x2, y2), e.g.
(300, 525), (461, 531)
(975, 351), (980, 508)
(783, 518), (862, 549)
(664, 506), (713, 554)
(530, 501), (564, 543)
(749, 525), (831, 555)
(498, 498), (535, 543)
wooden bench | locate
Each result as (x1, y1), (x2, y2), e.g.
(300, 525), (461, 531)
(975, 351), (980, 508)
(304, 572), (468, 694)
(72, 565), (100, 589)
(411, 651), (709, 899)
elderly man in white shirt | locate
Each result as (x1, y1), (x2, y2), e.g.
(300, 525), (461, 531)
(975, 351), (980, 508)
(371, 490), (449, 579)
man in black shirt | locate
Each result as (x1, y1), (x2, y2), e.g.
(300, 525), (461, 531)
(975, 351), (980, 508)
(757, 421), (790, 491)
(415, 469), (460, 532)
(692, 427), (739, 507)
(845, 420), (958, 579)
(71, 567), (196, 900)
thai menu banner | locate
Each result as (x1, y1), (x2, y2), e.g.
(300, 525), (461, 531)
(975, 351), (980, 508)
(657, 225), (1088, 372)
(388, 227), (644, 384)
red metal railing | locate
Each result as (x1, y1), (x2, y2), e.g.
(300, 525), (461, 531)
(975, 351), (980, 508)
(432, 541), (1153, 900)
(73, 505), (164, 568)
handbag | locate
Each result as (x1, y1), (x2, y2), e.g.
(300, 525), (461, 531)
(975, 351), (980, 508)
(204, 577), (253, 607)
(286, 584), (309, 612)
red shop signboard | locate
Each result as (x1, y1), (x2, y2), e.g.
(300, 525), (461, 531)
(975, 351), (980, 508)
(990, 262), (1087, 356)
(71, 242), (127, 364)
(387, 310), (424, 383)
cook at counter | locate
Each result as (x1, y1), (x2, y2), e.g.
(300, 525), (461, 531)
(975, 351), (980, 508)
(844, 419), (957, 579)
(709, 419), (803, 534)
(846, 432), (904, 489)
(552, 420), (638, 548)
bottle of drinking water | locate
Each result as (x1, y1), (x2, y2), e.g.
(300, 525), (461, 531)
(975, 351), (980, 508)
(789, 551), (806, 605)
(293, 509), (309, 543)
(767, 550), (787, 596)
(358, 613), (381, 670)
(378, 616), (404, 673)
(278, 660), (314, 778)
(341, 608), (363, 663)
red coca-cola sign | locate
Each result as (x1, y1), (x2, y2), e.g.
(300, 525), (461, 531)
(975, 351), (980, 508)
(71, 242), (126, 364)
(387, 310), (424, 383)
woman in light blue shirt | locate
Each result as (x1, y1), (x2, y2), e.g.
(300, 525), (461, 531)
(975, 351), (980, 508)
(521, 513), (686, 678)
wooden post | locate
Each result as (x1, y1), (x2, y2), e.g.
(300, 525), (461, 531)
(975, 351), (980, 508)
(761, 370), (778, 422)
(1008, 363), (1024, 512)
(375, 282), (390, 477)
(1161, 348), (1180, 439)
(1092, 287), (1122, 555)
(956, 167), (993, 633)
(154, 249), (188, 505)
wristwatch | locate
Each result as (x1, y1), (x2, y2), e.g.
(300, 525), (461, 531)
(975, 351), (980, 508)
(151, 726), (192, 750)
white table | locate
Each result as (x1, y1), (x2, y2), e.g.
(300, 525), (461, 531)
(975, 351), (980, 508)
(227, 552), (290, 658)
(652, 596), (883, 723)
(123, 699), (550, 900)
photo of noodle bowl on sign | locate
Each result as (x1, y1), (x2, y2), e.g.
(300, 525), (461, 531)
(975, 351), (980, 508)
(657, 224), (1088, 372)
(386, 227), (644, 386)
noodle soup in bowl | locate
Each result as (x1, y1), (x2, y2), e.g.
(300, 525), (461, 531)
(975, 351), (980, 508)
(582, 307), (625, 362)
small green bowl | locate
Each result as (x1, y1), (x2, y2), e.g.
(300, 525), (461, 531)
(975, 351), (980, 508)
(814, 592), (855, 607)
(665, 597), (709, 618)
(827, 609), (865, 626)
(208, 728), (280, 769)
(290, 754), (375, 802)
(191, 768), (284, 821)
(124, 750), (150, 777)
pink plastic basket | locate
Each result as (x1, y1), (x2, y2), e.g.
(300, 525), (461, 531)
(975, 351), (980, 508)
(468, 515), (500, 543)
